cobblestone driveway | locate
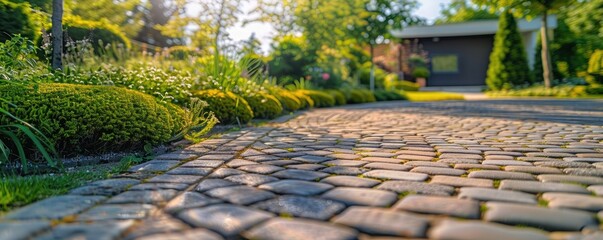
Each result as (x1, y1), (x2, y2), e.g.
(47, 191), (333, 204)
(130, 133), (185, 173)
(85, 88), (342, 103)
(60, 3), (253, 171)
(2, 99), (603, 240)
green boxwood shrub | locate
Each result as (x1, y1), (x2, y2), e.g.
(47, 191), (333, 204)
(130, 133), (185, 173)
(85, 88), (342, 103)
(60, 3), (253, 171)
(243, 92), (283, 119)
(390, 80), (420, 91)
(61, 15), (131, 53)
(358, 89), (376, 102)
(347, 89), (377, 104)
(324, 89), (347, 105)
(0, 83), (185, 157)
(296, 90), (335, 108)
(192, 89), (253, 124)
(0, 0), (39, 42)
(293, 91), (315, 109)
(273, 90), (301, 112)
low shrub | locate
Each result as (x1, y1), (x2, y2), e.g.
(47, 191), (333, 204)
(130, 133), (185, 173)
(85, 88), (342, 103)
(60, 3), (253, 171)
(273, 90), (301, 112)
(0, 83), (185, 157)
(586, 86), (603, 95)
(324, 89), (347, 105)
(374, 90), (407, 101)
(390, 80), (420, 91)
(243, 92), (283, 119)
(293, 91), (315, 109)
(405, 91), (464, 101)
(296, 90), (335, 108)
(167, 46), (201, 60)
(486, 85), (589, 97)
(192, 89), (253, 124)
(347, 89), (366, 104)
(357, 89), (376, 103)
(587, 50), (603, 85)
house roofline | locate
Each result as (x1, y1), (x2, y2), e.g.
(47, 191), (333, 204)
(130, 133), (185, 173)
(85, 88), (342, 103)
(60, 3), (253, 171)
(390, 15), (557, 38)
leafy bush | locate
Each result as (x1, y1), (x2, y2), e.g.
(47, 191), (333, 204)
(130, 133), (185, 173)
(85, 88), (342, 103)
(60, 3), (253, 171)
(0, 0), (39, 43)
(62, 16), (131, 50)
(273, 90), (301, 112)
(293, 91), (314, 109)
(347, 89), (376, 104)
(296, 90), (335, 108)
(192, 89), (253, 124)
(405, 91), (464, 101)
(0, 83), (185, 157)
(243, 92), (283, 119)
(359, 63), (388, 89)
(374, 90), (407, 101)
(167, 46), (201, 60)
(486, 11), (533, 90)
(389, 80), (420, 91)
(587, 49), (603, 85)
(324, 90), (347, 105)
(412, 67), (430, 78)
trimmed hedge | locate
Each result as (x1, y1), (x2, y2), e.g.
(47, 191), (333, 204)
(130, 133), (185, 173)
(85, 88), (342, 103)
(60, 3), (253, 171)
(347, 89), (377, 104)
(0, 0), (39, 42)
(61, 15), (130, 52)
(243, 92), (283, 119)
(296, 90), (335, 108)
(0, 83), (185, 157)
(273, 90), (301, 112)
(192, 90), (253, 124)
(324, 90), (347, 105)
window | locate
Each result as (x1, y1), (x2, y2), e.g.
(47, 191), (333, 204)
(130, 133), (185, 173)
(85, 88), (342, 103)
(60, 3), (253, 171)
(432, 55), (459, 73)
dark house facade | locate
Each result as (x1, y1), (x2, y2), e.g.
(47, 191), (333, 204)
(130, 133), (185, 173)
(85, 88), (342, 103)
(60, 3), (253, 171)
(389, 16), (557, 87)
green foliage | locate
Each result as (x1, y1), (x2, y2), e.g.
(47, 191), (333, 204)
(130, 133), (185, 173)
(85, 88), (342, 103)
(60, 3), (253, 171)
(390, 80), (420, 91)
(50, 65), (194, 104)
(0, 83), (185, 157)
(486, 11), (533, 90)
(487, 84), (590, 97)
(243, 92), (283, 119)
(374, 90), (407, 101)
(359, 63), (388, 89)
(295, 90), (336, 108)
(412, 67), (430, 78)
(61, 15), (131, 52)
(436, 0), (498, 24)
(292, 91), (315, 109)
(197, 55), (263, 94)
(347, 89), (377, 104)
(167, 46), (201, 60)
(0, 35), (45, 82)
(587, 50), (603, 85)
(192, 89), (254, 124)
(0, 0), (39, 43)
(268, 35), (315, 82)
(273, 90), (302, 112)
(324, 90), (347, 105)
(171, 98), (219, 143)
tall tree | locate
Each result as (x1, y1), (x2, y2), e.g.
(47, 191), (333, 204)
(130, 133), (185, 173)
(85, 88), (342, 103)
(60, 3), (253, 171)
(197, 0), (245, 56)
(51, 0), (63, 69)
(472, 0), (573, 88)
(247, 0), (298, 38)
(351, 0), (420, 91)
(435, 0), (498, 24)
(486, 10), (533, 90)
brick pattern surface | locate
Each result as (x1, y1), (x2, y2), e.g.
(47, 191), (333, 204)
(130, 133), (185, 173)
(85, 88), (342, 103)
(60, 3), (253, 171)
(2, 99), (603, 239)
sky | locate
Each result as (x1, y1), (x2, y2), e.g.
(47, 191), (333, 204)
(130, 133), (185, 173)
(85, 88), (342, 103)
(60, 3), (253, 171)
(227, 0), (452, 53)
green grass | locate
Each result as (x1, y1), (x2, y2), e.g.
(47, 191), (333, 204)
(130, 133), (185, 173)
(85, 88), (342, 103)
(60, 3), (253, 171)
(404, 91), (465, 101)
(0, 156), (144, 213)
(0, 170), (106, 213)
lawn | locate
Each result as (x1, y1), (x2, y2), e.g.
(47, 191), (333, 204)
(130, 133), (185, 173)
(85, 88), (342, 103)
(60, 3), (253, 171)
(404, 91), (465, 101)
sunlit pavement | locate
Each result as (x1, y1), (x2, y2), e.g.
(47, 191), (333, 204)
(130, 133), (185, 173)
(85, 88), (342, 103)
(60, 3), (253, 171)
(2, 99), (603, 239)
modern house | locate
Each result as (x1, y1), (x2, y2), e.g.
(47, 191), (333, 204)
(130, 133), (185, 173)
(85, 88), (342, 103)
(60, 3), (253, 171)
(388, 16), (557, 87)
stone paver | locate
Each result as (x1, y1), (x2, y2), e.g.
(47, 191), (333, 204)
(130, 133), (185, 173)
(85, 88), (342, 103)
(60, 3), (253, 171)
(3, 99), (603, 239)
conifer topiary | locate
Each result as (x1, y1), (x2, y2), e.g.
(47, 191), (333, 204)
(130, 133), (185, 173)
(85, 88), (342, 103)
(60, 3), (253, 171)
(486, 10), (533, 90)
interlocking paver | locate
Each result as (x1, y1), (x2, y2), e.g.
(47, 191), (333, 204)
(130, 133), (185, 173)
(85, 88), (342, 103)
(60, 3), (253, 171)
(321, 187), (398, 206)
(244, 218), (357, 240)
(484, 202), (597, 231)
(253, 195), (345, 220)
(178, 204), (273, 237)
(332, 206), (428, 237)
(6, 100), (603, 239)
